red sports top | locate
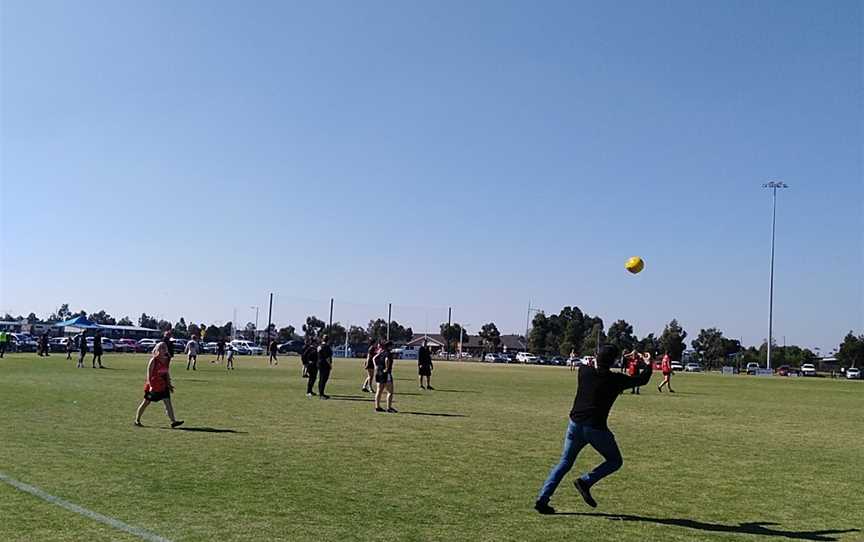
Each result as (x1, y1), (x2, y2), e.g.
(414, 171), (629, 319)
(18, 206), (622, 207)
(661, 354), (671, 374)
(626, 358), (638, 376)
(145, 354), (171, 393)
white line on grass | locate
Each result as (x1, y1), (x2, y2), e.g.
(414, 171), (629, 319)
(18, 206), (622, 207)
(0, 471), (172, 542)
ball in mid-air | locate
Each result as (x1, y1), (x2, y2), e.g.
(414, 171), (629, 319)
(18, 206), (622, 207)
(625, 256), (644, 274)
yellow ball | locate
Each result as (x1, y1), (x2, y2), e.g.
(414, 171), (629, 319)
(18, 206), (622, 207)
(625, 256), (644, 274)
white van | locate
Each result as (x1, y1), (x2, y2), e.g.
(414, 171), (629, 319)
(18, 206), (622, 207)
(516, 352), (539, 363)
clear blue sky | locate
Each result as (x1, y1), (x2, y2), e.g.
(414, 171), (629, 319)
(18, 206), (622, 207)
(1, 0), (861, 352)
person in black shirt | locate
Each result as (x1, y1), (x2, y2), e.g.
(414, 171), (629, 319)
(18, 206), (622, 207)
(162, 331), (174, 359)
(316, 335), (333, 399)
(65, 336), (75, 360)
(92, 330), (104, 368)
(268, 339), (278, 366)
(535, 344), (652, 514)
(373, 341), (396, 413)
(418, 341), (434, 390)
(77, 331), (88, 369)
(39, 332), (50, 357)
(216, 338), (226, 363)
(303, 339), (319, 397)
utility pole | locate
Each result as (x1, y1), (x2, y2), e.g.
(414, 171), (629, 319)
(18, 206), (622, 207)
(266, 293), (273, 347)
(446, 307), (452, 360)
(386, 303), (392, 342)
(762, 180), (788, 370)
(250, 306), (259, 344)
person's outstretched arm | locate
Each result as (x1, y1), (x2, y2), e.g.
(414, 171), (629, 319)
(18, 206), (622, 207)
(619, 359), (653, 389)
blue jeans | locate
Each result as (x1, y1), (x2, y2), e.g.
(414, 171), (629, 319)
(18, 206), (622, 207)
(537, 420), (623, 503)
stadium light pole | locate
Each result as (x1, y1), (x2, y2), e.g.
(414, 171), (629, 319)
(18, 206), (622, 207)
(250, 306), (259, 344)
(762, 180), (788, 371)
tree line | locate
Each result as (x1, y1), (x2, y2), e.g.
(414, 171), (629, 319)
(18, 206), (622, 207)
(6, 303), (863, 368)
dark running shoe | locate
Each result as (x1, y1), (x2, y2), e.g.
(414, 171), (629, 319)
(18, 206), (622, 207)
(320, 394), (330, 400)
(375, 407), (386, 412)
(534, 501), (555, 515)
(426, 386), (434, 390)
(133, 420), (143, 427)
(170, 420), (185, 429)
(387, 407), (398, 413)
(574, 478), (597, 508)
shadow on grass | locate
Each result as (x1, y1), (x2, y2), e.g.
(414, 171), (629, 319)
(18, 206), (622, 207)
(431, 388), (480, 394)
(172, 426), (246, 434)
(400, 411), (468, 418)
(328, 396), (373, 403)
(561, 513), (859, 541)
(147, 426), (245, 434)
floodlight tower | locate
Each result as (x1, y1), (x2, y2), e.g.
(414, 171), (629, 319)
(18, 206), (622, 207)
(762, 180), (788, 370)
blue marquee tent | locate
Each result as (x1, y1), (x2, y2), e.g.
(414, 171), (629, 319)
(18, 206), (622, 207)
(54, 315), (101, 329)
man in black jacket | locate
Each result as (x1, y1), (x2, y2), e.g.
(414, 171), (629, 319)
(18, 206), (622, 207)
(303, 339), (319, 397)
(316, 335), (333, 400)
(535, 344), (653, 514)
(418, 341), (433, 390)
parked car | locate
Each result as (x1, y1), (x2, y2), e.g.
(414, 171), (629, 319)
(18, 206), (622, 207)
(516, 352), (538, 363)
(137, 338), (159, 352)
(48, 337), (72, 352)
(745, 362), (760, 375)
(230, 340), (262, 355)
(278, 339), (305, 354)
(171, 338), (188, 352)
(203, 342), (219, 354)
(115, 338), (138, 353)
(578, 357), (595, 367)
(684, 363), (702, 372)
(776, 365), (799, 377)
(670, 361), (684, 372)
(11, 333), (38, 352)
(86, 337), (114, 352)
(550, 356), (566, 366)
(483, 353), (498, 362)
(846, 367), (861, 380)
(800, 363), (817, 377)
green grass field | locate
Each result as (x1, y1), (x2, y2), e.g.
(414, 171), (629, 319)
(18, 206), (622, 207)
(1, 352), (861, 542)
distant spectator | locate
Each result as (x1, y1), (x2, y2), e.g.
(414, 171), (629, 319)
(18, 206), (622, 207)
(92, 330), (104, 368)
(185, 335), (199, 371)
(77, 331), (88, 369)
(418, 340), (434, 390)
(0, 330), (7, 358)
(362, 341), (378, 393)
(269, 339), (278, 366)
(316, 335), (333, 399)
(215, 338), (226, 363)
(303, 339), (319, 396)
(657, 352), (675, 393)
(226, 343), (236, 370)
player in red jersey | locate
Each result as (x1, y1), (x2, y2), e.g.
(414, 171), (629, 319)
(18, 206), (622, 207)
(134, 342), (184, 428)
(658, 352), (675, 393)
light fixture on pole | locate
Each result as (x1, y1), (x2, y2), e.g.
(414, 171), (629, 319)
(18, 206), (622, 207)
(762, 180), (788, 370)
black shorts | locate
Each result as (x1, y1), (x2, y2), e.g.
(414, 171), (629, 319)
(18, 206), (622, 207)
(144, 389), (170, 402)
(418, 365), (432, 377)
(375, 371), (393, 384)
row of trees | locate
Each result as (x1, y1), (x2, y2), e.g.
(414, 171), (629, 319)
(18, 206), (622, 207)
(7, 304), (863, 367)
(526, 306), (689, 361)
